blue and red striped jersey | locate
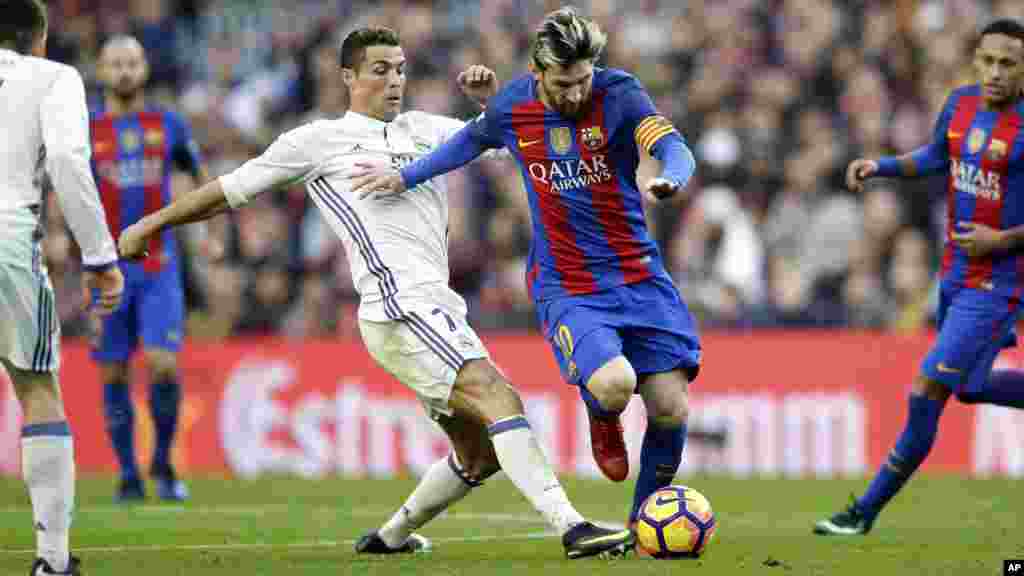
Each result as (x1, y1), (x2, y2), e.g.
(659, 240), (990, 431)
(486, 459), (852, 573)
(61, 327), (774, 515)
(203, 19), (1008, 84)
(89, 105), (202, 272)
(470, 68), (679, 301)
(915, 85), (1024, 297)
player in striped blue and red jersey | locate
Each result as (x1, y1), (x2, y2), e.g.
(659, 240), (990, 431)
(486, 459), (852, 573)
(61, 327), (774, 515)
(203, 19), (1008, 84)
(88, 36), (206, 504)
(816, 19), (1024, 536)
(349, 7), (700, 532)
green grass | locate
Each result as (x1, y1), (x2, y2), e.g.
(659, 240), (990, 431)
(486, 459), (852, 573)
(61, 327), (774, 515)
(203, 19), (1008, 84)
(0, 474), (1020, 575)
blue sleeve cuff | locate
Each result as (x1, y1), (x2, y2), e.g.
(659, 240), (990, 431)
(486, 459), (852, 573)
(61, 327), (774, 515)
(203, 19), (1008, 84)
(400, 125), (486, 189)
(876, 157), (901, 178)
(82, 261), (118, 273)
(399, 168), (416, 191)
(650, 132), (696, 188)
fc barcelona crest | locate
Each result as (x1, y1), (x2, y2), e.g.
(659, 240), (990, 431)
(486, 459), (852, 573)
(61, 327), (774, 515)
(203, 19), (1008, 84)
(967, 128), (987, 155)
(550, 126), (573, 154)
(988, 139), (1008, 161)
(144, 129), (164, 147)
(581, 126), (604, 151)
(119, 129), (140, 152)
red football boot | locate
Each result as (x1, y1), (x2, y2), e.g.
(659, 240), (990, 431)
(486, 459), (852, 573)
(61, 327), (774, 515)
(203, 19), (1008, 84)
(588, 411), (628, 482)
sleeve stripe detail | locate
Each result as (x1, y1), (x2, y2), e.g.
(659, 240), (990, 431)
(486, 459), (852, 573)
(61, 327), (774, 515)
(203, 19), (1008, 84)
(640, 125), (675, 145)
(634, 115), (678, 153)
(634, 116), (664, 140)
(638, 126), (677, 153)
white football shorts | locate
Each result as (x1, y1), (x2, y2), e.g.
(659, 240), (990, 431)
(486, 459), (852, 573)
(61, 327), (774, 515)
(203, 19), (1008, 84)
(0, 262), (60, 373)
(0, 210), (60, 373)
(359, 285), (489, 420)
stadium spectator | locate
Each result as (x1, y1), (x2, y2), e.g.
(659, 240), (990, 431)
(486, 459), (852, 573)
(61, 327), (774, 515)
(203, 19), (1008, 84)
(41, 0), (1007, 336)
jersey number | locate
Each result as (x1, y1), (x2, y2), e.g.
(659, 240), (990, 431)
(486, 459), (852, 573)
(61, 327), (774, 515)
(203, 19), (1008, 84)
(556, 325), (574, 359)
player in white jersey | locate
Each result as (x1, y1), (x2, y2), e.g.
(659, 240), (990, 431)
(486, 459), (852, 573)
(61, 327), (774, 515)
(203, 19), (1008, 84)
(0, 1), (124, 574)
(117, 26), (634, 559)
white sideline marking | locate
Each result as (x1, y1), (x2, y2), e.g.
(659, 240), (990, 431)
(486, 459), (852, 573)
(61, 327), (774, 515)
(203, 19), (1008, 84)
(0, 506), (554, 524)
(0, 509), (626, 556)
(0, 532), (557, 555)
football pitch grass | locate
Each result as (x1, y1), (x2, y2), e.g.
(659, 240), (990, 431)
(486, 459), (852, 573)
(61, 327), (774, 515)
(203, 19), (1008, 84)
(0, 475), (1019, 575)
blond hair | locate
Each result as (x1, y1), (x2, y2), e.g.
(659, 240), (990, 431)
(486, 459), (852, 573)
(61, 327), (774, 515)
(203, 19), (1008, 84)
(530, 7), (607, 71)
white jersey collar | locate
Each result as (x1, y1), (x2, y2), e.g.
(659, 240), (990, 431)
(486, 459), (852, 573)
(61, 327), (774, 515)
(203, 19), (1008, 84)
(343, 110), (393, 134)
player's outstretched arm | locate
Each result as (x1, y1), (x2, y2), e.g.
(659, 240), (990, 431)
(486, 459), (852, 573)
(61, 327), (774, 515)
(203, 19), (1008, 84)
(121, 129), (315, 259)
(854, 92), (955, 192)
(118, 179), (229, 259)
(349, 123), (490, 199)
(644, 132), (696, 203)
(846, 140), (945, 193)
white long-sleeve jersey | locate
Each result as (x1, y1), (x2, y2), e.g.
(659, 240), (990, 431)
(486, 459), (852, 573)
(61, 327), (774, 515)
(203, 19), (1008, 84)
(220, 110), (495, 321)
(0, 49), (118, 269)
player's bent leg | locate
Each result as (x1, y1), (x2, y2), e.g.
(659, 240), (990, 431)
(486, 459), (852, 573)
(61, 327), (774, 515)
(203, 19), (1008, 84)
(9, 363), (65, 425)
(143, 348), (187, 502)
(447, 358), (527, 425)
(629, 370), (689, 529)
(442, 414), (501, 482)
(99, 362), (144, 503)
(815, 374), (949, 536)
(450, 359), (635, 559)
(360, 415), (499, 555)
(582, 357), (635, 482)
(584, 356), (636, 415)
(5, 360), (78, 575)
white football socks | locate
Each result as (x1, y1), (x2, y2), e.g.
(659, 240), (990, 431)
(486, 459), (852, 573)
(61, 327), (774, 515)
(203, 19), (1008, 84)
(378, 453), (475, 548)
(22, 422), (75, 573)
(488, 416), (584, 535)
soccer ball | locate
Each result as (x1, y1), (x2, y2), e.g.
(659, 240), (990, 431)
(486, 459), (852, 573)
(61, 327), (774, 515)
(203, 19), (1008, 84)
(635, 485), (716, 558)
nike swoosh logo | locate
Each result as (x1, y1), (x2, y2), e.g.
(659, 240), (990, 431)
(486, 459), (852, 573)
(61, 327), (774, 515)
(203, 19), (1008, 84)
(576, 530), (631, 547)
(655, 495), (681, 506)
(936, 363), (961, 374)
(518, 137), (543, 148)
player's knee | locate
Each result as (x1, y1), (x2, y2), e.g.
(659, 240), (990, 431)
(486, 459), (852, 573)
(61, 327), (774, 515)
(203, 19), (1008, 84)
(100, 363), (131, 385)
(648, 392), (688, 429)
(4, 362), (63, 422)
(145, 349), (178, 382)
(453, 360), (525, 424)
(587, 358), (636, 412)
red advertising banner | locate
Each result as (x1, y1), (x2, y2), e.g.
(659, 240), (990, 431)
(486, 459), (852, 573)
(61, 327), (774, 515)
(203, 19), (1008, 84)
(1, 332), (1023, 478)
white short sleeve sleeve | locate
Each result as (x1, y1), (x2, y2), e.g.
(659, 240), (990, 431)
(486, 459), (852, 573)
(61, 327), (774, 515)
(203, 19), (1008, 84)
(219, 129), (316, 209)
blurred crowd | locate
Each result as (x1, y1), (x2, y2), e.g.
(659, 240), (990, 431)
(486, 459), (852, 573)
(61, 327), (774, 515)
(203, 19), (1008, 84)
(37, 0), (1024, 339)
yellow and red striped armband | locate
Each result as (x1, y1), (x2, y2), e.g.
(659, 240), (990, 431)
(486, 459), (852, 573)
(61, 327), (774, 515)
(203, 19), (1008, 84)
(634, 115), (677, 154)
